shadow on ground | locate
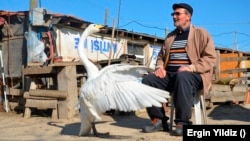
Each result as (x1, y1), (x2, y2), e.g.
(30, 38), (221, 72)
(61, 122), (80, 135)
(109, 112), (150, 130)
(47, 121), (80, 136)
(47, 111), (149, 139)
(207, 103), (250, 123)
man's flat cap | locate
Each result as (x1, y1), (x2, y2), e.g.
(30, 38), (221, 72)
(172, 3), (193, 16)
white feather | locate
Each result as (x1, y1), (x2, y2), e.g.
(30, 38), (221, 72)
(77, 24), (170, 136)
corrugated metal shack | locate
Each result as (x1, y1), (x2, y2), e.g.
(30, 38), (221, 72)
(0, 10), (29, 113)
(0, 8), (249, 119)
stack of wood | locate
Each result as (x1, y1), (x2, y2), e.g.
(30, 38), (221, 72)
(206, 83), (248, 108)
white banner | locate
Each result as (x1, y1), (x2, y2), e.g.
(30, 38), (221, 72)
(54, 26), (126, 62)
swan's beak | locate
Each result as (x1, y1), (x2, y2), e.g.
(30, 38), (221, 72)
(96, 24), (108, 31)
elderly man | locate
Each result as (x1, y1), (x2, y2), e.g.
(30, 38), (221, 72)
(141, 3), (216, 136)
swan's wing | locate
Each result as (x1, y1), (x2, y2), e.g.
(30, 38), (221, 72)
(83, 64), (170, 113)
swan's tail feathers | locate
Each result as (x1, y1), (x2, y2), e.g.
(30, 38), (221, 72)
(83, 98), (102, 121)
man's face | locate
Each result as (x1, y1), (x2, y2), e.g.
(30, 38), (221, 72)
(171, 8), (191, 29)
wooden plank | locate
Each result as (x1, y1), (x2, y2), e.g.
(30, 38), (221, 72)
(29, 89), (67, 98)
(6, 88), (23, 96)
(233, 91), (247, 96)
(218, 77), (250, 82)
(49, 61), (82, 66)
(209, 91), (245, 103)
(27, 63), (43, 66)
(220, 56), (250, 62)
(23, 92), (57, 100)
(25, 99), (57, 109)
(232, 84), (248, 92)
(22, 66), (56, 75)
(220, 68), (250, 74)
(211, 84), (231, 92)
(209, 91), (233, 102)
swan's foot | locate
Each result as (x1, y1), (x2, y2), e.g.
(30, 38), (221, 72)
(92, 122), (110, 138)
(93, 131), (110, 138)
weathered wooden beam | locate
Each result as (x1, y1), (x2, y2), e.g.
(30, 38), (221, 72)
(211, 84), (231, 92)
(57, 66), (78, 119)
(25, 99), (57, 109)
(29, 89), (67, 98)
(209, 91), (246, 103)
(220, 56), (250, 62)
(220, 68), (250, 74)
(232, 84), (248, 92)
(6, 88), (23, 96)
(49, 61), (82, 66)
(23, 91), (57, 100)
(22, 66), (56, 75)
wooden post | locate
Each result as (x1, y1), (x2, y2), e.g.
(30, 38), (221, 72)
(144, 43), (151, 67)
(29, 0), (38, 10)
(57, 66), (77, 119)
(29, 89), (67, 98)
(104, 9), (108, 26)
(29, 0), (38, 31)
(214, 50), (220, 82)
(108, 18), (116, 65)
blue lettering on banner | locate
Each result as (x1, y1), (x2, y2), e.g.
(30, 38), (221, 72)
(151, 45), (161, 60)
(92, 40), (99, 51)
(84, 39), (87, 49)
(74, 38), (80, 49)
(74, 38), (117, 53)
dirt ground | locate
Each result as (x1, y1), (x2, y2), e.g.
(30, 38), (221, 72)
(0, 103), (250, 141)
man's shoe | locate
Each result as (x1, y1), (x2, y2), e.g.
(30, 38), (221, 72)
(174, 124), (183, 136)
(142, 118), (168, 133)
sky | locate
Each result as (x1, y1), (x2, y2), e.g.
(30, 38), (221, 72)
(1, 0), (250, 52)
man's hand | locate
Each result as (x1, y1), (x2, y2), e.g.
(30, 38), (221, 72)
(178, 65), (193, 72)
(154, 65), (193, 78)
(154, 67), (166, 78)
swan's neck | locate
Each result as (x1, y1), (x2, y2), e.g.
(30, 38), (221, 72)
(78, 30), (99, 79)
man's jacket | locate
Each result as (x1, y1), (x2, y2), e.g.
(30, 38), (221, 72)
(156, 24), (217, 94)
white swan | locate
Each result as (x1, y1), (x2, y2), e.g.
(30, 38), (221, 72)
(77, 24), (170, 137)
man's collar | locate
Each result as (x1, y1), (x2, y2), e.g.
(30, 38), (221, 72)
(177, 26), (190, 34)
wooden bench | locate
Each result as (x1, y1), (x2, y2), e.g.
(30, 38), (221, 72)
(23, 90), (67, 120)
(22, 63), (79, 119)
